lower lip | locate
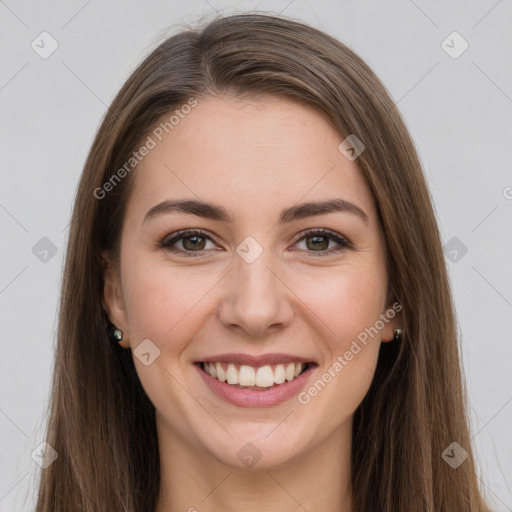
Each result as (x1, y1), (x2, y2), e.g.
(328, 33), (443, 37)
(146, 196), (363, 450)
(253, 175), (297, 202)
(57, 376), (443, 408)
(195, 363), (316, 408)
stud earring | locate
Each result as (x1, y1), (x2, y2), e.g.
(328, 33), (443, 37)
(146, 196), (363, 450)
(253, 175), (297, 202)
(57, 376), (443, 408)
(108, 323), (123, 344)
(393, 328), (403, 342)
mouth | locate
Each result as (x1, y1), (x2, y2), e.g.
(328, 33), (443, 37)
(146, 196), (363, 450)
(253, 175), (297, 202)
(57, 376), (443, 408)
(195, 361), (314, 390)
(193, 353), (319, 407)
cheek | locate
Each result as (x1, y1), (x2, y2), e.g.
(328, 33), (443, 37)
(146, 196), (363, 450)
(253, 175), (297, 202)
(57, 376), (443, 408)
(121, 252), (220, 344)
(295, 263), (386, 415)
(295, 266), (384, 421)
(294, 261), (387, 348)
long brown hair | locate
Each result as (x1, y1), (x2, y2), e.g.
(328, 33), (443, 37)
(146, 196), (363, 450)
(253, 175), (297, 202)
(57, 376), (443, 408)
(34, 12), (491, 511)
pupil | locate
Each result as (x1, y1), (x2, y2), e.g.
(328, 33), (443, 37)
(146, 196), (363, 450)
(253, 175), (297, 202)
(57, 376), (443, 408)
(183, 236), (205, 251)
(308, 235), (328, 251)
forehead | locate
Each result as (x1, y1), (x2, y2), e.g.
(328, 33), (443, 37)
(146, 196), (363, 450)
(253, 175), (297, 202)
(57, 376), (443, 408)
(126, 95), (377, 226)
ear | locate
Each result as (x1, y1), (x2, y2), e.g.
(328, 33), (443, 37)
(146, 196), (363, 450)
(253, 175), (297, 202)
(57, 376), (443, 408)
(101, 250), (130, 348)
(380, 295), (404, 344)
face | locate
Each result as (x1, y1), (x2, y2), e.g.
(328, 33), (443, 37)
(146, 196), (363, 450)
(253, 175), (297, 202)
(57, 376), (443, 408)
(103, 95), (402, 469)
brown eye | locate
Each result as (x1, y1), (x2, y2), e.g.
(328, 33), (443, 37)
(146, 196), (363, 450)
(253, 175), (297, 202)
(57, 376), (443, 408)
(181, 235), (207, 251)
(159, 228), (351, 258)
(293, 229), (351, 255)
(160, 229), (217, 256)
(305, 234), (330, 251)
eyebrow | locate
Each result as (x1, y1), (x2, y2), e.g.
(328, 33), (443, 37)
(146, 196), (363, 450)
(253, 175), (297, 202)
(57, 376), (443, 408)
(143, 198), (369, 226)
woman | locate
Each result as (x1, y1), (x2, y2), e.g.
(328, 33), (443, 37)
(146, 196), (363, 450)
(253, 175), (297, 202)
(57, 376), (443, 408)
(34, 12), (492, 512)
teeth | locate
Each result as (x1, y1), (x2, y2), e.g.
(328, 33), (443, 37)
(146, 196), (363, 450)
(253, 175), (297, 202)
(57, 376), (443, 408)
(203, 361), (307, 388)
(216, 362), (226, 382)
(285, 363), (295, 381)
(226, 363), (239, 385)
(239, 365), (256, 386)
(274, 364), (286, 384)
(255, 365), (274, 387)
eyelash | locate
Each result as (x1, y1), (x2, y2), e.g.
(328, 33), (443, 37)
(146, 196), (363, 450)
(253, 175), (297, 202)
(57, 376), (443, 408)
(158, 228), (352, 257)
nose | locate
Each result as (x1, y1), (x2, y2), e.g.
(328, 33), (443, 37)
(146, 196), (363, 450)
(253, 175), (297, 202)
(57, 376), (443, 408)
(217, 248), (294, 337)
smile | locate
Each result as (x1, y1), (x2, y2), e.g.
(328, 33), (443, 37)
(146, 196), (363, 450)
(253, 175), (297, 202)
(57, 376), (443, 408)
(200, 361), (309, 390)
(194, 355), (318, 408)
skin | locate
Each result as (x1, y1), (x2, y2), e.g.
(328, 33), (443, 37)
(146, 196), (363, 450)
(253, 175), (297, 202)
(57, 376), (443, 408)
(103, 95), (402, 512)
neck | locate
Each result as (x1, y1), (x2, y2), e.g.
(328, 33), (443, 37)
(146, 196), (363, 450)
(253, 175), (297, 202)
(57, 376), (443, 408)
(154, 417), (354, 512)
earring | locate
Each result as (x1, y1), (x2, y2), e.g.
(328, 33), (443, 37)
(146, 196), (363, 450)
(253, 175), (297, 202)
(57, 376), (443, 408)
(108, 324), (123, 344)
(393, 328), (403, 342)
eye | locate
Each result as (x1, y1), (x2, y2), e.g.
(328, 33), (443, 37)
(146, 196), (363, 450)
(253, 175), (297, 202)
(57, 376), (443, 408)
(159, 228), (352, 257)
(292, 228), (352, 255)
(159, 229), (218, 257)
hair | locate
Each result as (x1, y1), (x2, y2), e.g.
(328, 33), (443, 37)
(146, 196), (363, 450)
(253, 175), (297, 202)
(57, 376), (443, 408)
(33, 11), (491, 512)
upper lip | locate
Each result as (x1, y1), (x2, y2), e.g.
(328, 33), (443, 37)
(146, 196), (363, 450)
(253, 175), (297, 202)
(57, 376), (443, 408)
(197, 353), (316, 366)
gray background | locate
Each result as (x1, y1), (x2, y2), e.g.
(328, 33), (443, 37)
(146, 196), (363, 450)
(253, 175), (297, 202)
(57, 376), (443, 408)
(1, 0), (511, 510)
